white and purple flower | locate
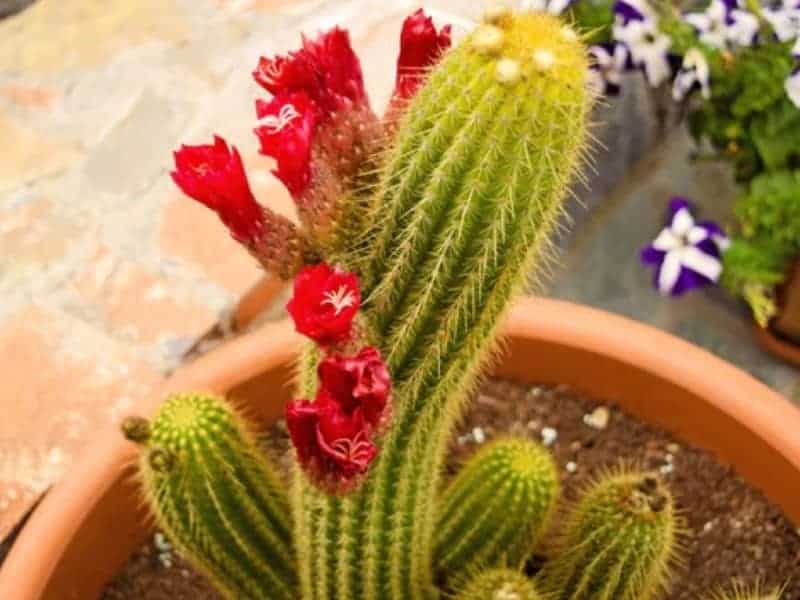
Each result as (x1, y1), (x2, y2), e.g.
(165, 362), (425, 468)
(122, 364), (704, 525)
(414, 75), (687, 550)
(614, 18), (673, 86)
(787, 66), (800, 107)
(641, 198), (730, 296)
(684, 0), (759, 49)
(613, 0), (657, 26)
(520, 0), (575, 15)
(588, 43), (630, 96)
(764, 0), (800, 43)
(673, 48), (712, 100)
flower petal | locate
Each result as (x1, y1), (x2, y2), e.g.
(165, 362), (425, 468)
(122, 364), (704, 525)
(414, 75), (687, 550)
(657, 250), (683, 295)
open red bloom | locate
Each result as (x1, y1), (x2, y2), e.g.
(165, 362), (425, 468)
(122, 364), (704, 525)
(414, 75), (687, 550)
(394, 9), (452, 100)
(254, 27), (366, 119)
(254, 91), (317, 198)
(286, 262), (360, 346)
(318, 347), (391, 430)
(286, 395), (377, 487)
(171, 136), (265, 244)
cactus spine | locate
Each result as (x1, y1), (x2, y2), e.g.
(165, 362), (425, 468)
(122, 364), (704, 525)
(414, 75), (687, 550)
(293, 11), (589, 600)
(435, 436), (559, 579)
(123, 393), (296, 600)
(706, 583), (785, 600)
(538, 470), (680, 600)
(455, 568), (544, 600)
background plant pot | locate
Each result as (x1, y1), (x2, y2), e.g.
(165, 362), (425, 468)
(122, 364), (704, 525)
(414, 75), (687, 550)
(1, 297), (799, 600)
(754, 260), (800, 367)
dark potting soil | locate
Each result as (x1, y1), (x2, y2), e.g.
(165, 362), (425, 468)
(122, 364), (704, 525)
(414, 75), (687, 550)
(103, 379), (800, 599)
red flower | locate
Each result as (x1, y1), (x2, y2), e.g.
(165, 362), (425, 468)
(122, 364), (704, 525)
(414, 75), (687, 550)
(253, 27), (367, 118)
(286, 396), (377, 488)
(318, 347), (391, 430)
(171, 136), (265, 244)
(286, 262), (360, 346)
(254, 91), (317, 198)
(393, 10), (452, 100)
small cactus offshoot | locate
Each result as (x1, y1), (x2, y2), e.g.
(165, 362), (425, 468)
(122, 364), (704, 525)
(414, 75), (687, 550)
(538, 470), (681, 600)
(705, 582), (785, 600)
(436, 437), (559, 579)
(454, 567), (545, 600)
(122, 393), (296, 600)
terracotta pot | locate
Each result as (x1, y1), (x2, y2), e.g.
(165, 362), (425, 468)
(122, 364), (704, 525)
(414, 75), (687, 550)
(754, 260), (800, 368)
(2, 297), (799, 600)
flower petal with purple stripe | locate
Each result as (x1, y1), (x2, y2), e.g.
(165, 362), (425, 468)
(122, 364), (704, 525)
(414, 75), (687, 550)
(640, 197), (729, 296)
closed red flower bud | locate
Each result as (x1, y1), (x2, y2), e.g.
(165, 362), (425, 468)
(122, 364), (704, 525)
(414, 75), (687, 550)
(170, 136), (265, 244)
(286, 262), (360, 346)
(254, 91), (317, 198)
(318, 347), (391, 430)
(394, 9), (452, 100)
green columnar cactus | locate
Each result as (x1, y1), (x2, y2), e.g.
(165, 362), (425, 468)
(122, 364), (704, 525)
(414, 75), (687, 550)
(537, 470), (680, 600)
(293, 11), (590, 600)
(122, 393), (296, 600)
(454, 568), (544, 600)
(435, 437), (559, 579)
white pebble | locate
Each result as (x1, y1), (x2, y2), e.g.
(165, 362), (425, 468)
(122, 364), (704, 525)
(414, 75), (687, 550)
(541, 426), (558, 447)
(583, 406), (610, 430)
(659, 462), (674, 475)
(565, 461), (578, 473)
(472, 427), (486, 444)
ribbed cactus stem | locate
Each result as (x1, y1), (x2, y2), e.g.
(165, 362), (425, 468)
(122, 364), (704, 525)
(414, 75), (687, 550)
(293, 11), (589, 600)
(435, 437), (559, 579)
(538, 470), (680, 600)
(124, 393), (296, 600)
(454, 568), (544, 600)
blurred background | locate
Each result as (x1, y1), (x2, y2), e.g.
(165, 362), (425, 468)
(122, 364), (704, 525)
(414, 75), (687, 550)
(0, 0), (796, 546)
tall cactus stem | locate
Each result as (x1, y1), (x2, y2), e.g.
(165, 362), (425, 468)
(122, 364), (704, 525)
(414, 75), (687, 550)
(293, 11), (590, 600)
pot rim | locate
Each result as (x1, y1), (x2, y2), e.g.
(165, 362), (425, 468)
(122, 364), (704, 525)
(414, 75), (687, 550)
(1, 297), (798, 599)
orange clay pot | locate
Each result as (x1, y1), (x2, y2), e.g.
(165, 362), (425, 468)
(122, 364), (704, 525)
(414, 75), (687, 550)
(756, 260), (800, 368)
(1, 297), (799, 600)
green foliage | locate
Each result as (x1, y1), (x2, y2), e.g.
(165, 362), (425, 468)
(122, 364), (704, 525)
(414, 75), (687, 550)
(123, 393), (296, 600)
(567, 0), (615, 45)
(537, 470), (680, 600)
(750, 99), (800, 172)
(454, 568), (544, 600)
(735, 171), (800, 250)
(435, 437), (559, 580)
(293, 12), (590, 600)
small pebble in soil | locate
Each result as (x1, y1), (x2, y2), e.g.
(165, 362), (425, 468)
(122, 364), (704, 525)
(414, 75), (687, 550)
(472, 427), (486, 444)
(540, 426), (557, 447)
(565, 461), (577, 473)
(582, 405), (610, 430)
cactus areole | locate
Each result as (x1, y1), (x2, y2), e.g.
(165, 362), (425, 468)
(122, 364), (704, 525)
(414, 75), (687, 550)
(133, 6), (591, 600)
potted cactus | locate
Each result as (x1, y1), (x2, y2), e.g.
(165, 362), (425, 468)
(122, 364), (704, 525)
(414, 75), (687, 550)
(112, 6), (791, 600)
(1, 5), (799, 600)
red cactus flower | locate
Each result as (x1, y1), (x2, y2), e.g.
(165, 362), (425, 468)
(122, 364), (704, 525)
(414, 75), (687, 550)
(254, 27), (366, 118)
(393, 9), (452, 101)
(318, 347), (391, 430)
(171, 136), (265, 244)
(254, 91), (317, 198)
(286, 262), (360, 346)
(286, 396), (377, 487)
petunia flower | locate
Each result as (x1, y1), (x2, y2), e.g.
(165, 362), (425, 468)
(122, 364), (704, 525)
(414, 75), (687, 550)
(318, 347), (391, 431)
(764, 0), (800, 43)
(673, 48), (711, 101)
(588, 43), (630, 96)
(787, 66), (800, 108)
(171, 136), (266, 245)
(285, 397), (377, 490)
(641, 198), (730, 296)
(521, 0), (575, 15)
(684, 0), (759, 49)
(614, 18), (673, 87)
(613, 0), (657, 25)
(286, 262), (361, 346)
(392, 9), (452, 102)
